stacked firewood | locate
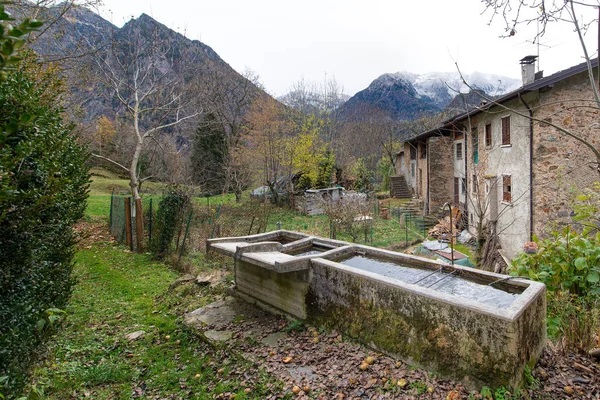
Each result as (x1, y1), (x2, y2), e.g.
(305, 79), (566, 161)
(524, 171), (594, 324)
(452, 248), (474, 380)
(428, 208), (461, 240)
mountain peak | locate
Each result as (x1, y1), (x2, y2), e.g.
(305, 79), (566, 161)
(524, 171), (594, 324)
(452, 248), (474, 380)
(389, 70), (521, 108)
(337, 70), (520, 122)
(138, 13), (156, 22)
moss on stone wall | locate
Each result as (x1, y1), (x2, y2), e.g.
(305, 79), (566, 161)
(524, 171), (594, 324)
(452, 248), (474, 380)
(306, 263), (541, 389)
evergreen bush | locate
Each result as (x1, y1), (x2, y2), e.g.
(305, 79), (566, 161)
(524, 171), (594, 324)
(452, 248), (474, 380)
(150, 187), (192, 259)
(0, 64), (89, 395)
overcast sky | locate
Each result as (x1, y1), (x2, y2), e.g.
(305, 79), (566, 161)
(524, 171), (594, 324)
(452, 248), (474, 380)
(97, 0), (599, 97)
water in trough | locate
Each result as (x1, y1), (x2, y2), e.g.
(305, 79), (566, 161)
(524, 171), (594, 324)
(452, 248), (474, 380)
(340, 255), (518, 309)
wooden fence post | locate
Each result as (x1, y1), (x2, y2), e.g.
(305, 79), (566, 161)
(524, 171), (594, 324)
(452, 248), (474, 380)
(135, 198), (144, 252)
(125, 197), (133, 251)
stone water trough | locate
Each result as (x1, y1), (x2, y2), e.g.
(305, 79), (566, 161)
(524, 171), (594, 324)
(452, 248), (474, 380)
(207, 230), (546, 389)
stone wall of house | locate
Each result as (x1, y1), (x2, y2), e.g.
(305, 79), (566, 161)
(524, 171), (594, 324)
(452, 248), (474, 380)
(532, 72), (600, 236)
(417, 142), (427, 200)
(427, 135), (454, 213)
(401, 142), (415, 192)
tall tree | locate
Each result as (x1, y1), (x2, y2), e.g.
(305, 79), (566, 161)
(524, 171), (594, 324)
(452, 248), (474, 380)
(191, 113), (228, 194)
(196, 68), (262, 199)
(91, 18), (198, 199)
(244, 96), (286, 202)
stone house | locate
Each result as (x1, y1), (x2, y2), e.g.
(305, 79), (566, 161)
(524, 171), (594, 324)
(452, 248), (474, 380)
(396, 56), (599, 260)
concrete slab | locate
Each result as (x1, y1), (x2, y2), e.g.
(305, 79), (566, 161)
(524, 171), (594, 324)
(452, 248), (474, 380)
(204, 330), (233, 343)
(184, 296), (267, 331)
(184, 297), (239, 329)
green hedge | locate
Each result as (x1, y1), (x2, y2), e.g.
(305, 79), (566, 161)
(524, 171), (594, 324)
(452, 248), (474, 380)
(0, 65), (89, 396)
(150, 187), (191, 259)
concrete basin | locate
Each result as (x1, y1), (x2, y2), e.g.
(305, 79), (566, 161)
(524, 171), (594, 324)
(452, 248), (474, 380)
(206, 231), (546, 389)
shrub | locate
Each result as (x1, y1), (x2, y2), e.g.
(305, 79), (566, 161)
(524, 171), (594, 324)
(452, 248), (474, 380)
(511, 227), (600, 296)
(150, 187), (192, 259)
(546, 291), (598, 352)
(510, 227), (600, 352)
(572, 182), (600, 235)
(353, 158), (374, 193)
(0, 64), (89, 394)
(321, 192), (370, 242)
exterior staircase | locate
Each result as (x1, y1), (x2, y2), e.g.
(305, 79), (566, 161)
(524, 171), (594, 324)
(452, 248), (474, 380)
(390, 175), (411, 199)
(390, 199), (439, 237)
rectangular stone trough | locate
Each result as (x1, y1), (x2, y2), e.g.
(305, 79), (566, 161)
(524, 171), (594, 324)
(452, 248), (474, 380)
(207, 231), (546, 389)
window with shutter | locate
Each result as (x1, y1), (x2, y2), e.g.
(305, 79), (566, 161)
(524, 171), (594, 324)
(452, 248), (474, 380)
(456, 143), (463, 160)
(454, 127), (464, 140)
(485, 124), (492, 148)
(501, 116), (511, 145)
(472, 127), (479, 163)
(503, 175), (512, 203)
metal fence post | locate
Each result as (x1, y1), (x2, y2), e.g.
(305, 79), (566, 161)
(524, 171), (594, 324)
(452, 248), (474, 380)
(210, 204), (222, 239)
(109, 188), (114, 230)
(179, 211), (193, 261)
(405, 213), (409, 246)
(148, 198), (153, 245)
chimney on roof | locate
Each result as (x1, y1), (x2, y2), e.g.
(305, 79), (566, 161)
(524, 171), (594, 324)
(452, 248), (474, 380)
(520, 55), (538, 85)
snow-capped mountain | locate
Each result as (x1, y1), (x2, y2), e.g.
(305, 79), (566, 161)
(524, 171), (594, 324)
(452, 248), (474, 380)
(336, 71), (521, 122)
(392, 71), (521, 108)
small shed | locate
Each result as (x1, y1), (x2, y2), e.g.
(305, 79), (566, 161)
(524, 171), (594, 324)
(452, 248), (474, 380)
(295, 187), (344, 215)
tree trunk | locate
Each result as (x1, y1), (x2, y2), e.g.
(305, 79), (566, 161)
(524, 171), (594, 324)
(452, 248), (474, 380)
(129, 139), (143, 200)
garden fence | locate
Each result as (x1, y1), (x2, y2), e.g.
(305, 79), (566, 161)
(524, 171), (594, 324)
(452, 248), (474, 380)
(109, 191), (153, 252)
(107, 192), (437, 259)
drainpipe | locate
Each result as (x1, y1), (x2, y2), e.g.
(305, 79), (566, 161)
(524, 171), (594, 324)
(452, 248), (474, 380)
(518, 93), (534, 241)
(464, 129), (468, 221)
(426, 140), (430, 215)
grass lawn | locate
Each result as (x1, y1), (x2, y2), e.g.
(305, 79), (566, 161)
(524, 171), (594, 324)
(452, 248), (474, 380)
(27, 225), (286, 399)
(86, 170), (237, 219)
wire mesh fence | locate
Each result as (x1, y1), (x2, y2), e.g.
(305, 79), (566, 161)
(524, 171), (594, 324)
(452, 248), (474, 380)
(109, 194), (127, 243)
(109, 192), (153, 252)
(107, 190), (437, 260)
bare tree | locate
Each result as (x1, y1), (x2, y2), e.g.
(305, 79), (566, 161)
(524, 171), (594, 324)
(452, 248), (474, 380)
(8, 0), (102, 39)
(194, 68), (262, 200)
(91, 21), (199, 199)
(281, 76), (347, 149)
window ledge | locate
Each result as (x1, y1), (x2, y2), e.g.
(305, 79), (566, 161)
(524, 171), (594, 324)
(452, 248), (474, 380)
(500, 201), (513, 207)
(500, 144), (512, 148)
